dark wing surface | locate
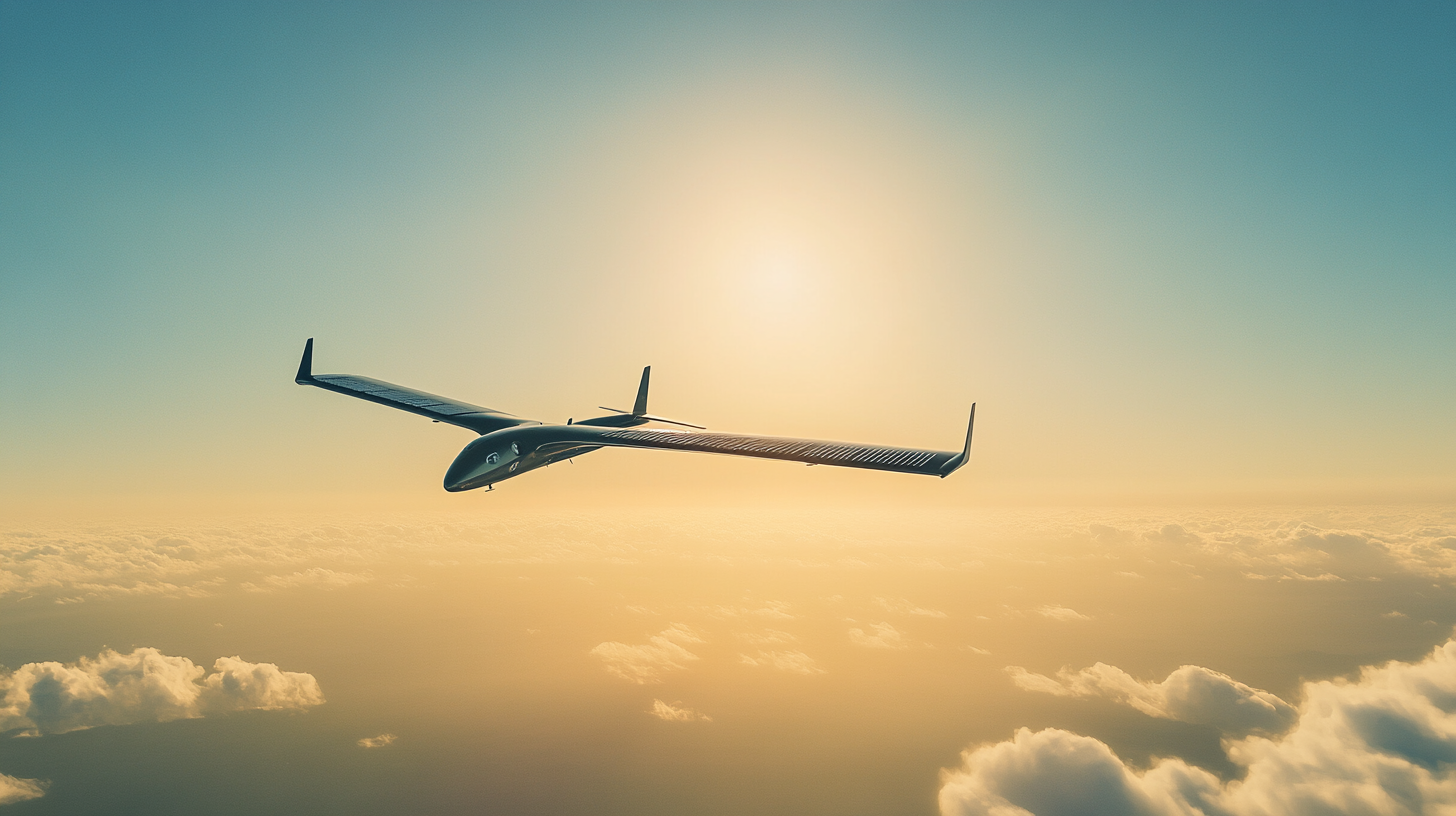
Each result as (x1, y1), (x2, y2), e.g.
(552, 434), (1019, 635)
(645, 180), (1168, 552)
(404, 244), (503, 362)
(591, 408), (974, 478)
(294, 339), (534, 435)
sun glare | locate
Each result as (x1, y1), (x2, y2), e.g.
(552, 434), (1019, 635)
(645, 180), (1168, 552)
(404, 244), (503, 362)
(748, 247), (814, 305)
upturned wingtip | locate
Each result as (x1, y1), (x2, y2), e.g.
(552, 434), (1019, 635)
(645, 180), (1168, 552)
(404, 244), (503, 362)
(939, 403), (976, 477)
(295, 338), (315, 384)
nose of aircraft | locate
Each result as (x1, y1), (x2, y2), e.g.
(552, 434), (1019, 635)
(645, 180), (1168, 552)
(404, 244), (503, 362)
(443, 440), (491, 492)
(442, 462), (473, 492)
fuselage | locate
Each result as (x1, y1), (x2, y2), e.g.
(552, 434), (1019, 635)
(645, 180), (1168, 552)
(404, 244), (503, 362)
(442, 424), (617, 492)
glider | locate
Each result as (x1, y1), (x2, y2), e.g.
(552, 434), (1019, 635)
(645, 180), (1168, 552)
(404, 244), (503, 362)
(294, 338), (974, 492)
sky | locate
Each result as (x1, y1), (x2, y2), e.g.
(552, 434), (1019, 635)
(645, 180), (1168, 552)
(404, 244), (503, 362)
(0, 2), (1454, 814)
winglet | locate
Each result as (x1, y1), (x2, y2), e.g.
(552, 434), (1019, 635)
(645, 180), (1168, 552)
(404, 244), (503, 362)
(632, 366), (650, 416)
(938, 403), (975, 477)
(295, 338), (315, 384)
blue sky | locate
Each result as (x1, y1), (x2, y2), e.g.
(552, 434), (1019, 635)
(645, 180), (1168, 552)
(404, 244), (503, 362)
(1, 2), (1452, 513)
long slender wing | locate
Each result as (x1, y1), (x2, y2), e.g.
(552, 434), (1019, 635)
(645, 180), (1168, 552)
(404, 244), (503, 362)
(294, 339), (534, 435)
(587, 409), (974, 478)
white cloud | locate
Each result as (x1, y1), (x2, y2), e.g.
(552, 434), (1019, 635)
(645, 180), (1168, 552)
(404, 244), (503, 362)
(740, 650), (825, 675)
(849, 622), (907, 649)
(0, 774), (46, 806)
(1221, 638), (1456, 814)
(944, 637), (1456, 816)
(0, 647), (324, 736)
(200, 655), (327, 715)
(589, 624), (703, 684)
(1008, 662), (1296, 737)
(358, 733), (397, 748)
(1035, 605), (1090, 622)
(650, 700), (711, 722)
(939, 727), (1223, 816)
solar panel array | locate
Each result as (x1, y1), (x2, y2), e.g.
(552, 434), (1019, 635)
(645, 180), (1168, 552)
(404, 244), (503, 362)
(601, 428), (948, 473)
(314, 375), (485, 417)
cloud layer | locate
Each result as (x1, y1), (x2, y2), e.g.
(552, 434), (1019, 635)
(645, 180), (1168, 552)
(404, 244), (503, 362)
(944, 637), (1456, 816)
(3, 506), (1453, 604)
(0, 647), (324, 736)
(1008, 662), (1297, 736)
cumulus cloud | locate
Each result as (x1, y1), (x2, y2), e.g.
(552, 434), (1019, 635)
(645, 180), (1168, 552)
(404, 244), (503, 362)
(1008, 662), (1297, 736)
(358, 733), (397, 748)
(849, 622), (908, 649)
(0, 647), (324, 736)
(740, 650), (825, 675)
(589, 624), (703, 684)
(650, 700), (711, 722)
(0, 774), (46, 806)
(939, 727), (1223, 816)
(944, 637), (1456, 816)
(199, 656), (326, 715)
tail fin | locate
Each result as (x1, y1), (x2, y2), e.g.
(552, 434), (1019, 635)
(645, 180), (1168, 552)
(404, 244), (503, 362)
(633, 366), (650, 415)
(582, 365), (705, 429)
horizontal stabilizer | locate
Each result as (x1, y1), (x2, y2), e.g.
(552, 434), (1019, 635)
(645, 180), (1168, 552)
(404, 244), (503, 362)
(638, 413), (705, 430)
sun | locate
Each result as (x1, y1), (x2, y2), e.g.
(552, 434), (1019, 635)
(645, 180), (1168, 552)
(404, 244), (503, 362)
(748, 247), (812, 303)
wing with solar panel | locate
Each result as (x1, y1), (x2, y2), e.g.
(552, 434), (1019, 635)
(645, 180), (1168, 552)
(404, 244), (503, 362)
(587, 426), (971, 477)
(293, 338), (975, 492)
(294, 339), (534, 435)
